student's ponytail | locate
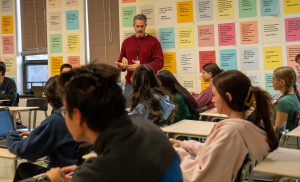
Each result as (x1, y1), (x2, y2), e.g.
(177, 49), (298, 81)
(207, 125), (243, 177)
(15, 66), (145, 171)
(247, 86), (278, 151)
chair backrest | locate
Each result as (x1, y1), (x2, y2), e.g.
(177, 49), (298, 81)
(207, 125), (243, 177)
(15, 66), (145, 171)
(235, 155), (257, 182)
(293, 108), (300, 127)
(26, 98), (48, 111)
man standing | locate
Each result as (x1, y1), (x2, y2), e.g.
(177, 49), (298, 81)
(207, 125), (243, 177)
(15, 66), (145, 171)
(117, 14), (164, 104)
(0, 61), (17, 106)
(295, 53), (300, 91)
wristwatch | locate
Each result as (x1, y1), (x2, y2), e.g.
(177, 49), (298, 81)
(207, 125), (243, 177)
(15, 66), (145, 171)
(36, 175), (51, 182)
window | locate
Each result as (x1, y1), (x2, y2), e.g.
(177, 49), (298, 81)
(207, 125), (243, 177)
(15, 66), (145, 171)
(22, 55), (48, 94)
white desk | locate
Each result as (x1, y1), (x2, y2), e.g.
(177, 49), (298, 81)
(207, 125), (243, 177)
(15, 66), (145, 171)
(0, 148), (18, 171)
(253, 148), (300, 181)
(199, 108), (228, 118)
(0, 99), (10, 104)
(286, 125), (300, 137)
(162, 120), (215, 139)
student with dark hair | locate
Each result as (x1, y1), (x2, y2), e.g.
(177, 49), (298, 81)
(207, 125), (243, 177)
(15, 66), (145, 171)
(157, 70), (199, 124)
(60, 63), (72, 74)
(170, 70), (278, 181)
(0, 61), (17, 106)
(294, 53), (300, 91)
(272, 66), (300, 131)
(191, 63), (223, 110)
(6, 76), (79, 181)
(21, 64), (182, 182)
(116, 14), (164, 105)
(130, 65), (175, 126)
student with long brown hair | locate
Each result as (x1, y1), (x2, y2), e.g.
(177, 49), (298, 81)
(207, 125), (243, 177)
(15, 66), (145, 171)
(171, 70), (278, 182)
(272, 66), (300, 131)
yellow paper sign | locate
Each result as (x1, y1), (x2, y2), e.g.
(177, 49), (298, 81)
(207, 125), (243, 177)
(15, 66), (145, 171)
(178, 26), (194, 48)
(2, 16), (13, 34)
(163, 52), (177, 73)
(50, 56), (63, 76)
(264, 46), (283, 70)
(67, 33), (80, 53)
(201, 77), (210, 90)
(216, 0), (234, 20)
(177, 1), (193, 23)
(284, 0), (300, 14)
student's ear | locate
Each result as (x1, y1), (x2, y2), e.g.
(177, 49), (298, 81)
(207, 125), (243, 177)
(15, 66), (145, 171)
(208, 72), (213, 78)
(72, 108), (84, 126)
(225, 92), (232, 102)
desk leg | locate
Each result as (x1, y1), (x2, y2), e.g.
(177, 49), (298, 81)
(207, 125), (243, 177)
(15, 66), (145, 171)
(11, 111), (17, 129)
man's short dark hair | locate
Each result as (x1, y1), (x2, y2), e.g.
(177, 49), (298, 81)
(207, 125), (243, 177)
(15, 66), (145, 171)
(58, 64), (126, 132)
(60, 63), (72, 73)
(296, 53), (300, 63)
(0, 61), (6, 76)
(45, 76), (63, 109)
(133, 14), (147, 24)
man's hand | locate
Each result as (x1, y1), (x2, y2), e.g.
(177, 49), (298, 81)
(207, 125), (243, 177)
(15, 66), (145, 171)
(127, 60), (140, 71)
(44, 168), (64, 182)
(115, 57), (128, 70)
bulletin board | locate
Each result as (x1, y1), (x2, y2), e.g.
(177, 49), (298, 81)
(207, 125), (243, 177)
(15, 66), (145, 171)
(0, 0), (17, 81)
(119, 0), (300, 94)
(46, 0), (86, 76)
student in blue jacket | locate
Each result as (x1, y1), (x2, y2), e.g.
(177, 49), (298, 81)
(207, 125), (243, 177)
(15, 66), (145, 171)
(6, 76), (79, 181)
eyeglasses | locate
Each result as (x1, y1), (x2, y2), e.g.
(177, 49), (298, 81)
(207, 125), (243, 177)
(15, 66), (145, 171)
(60, 107), (67, 117)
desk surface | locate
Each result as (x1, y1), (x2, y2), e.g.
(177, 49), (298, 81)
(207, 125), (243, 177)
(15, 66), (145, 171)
(0, 148), (17, 159)
(162, 120), (215, 137)
(0, 106), (39, 111)
(287, 125), (300, 137)
(253, 148), (300, 179)
(200, 108), (228, 118)
(0, 99), (9, 103)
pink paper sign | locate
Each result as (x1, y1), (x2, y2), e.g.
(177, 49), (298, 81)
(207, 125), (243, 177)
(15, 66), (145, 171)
(218, 23), (236, 46)
(67, 56), (80, 68)
(199, 51), (216, 72)
(240, 21), (258, 44)
(285, 17), (300, 42)
(2, 36), (14, 54)
(198, 24), (215, 47)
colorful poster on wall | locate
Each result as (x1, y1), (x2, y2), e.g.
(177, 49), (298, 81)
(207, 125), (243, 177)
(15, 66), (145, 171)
(67, 56), (80, 68)
(264, 73), (275, 94)
(262, 19), (281, 43)
(159, 27), (175, 49)
(283, 0), (300, 14)
(163, 52), (176, 73)
(140, 5), (155, 26)
(2, 16), (13, 34)
(50, 56), (63, 76)
(198, 24), (214, 47)
(196, 0), (213, 21)
(122, 0), (135, 3)
(2, 56), (16, 75)
(245, 71), (261, 86)
(1, 0), (12, 12)
(178, 74), (199, 93)
(48, 0), (61, 9)
(2, 36), (14, 54)
(146, 28), (156, 37)
(158, 3), (175, 25)
(66, 0), (78, 7)
(178, 26), (194, 48)
(264, 46), (282, 70)
(239, 0), (257, 18)
(240, 47), (259, 70)
(121, 30), (134, 42)
(261, 0), (279, 16)
(49, 12), (62, 31)
(286, 45), (300, 68)
(199, 51), (216, 72)
(240, 21), (258, 45)
(218, 23), (235, 46)
(216, 0), (234, 20)
(122, 6), (136, 27)
(178, 51), (196, 73)
(67, 33), (80, 53)
(285, 17), (300, 42)
(177, 1), (193, 23)
(50, 34), (62, 53)
(201, 77), (210, 91)
(219, 49), (237, 70)
(66, 10), (79, 30)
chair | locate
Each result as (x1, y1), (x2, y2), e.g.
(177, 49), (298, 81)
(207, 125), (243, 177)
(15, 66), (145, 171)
(236, 155), (256, 182)
(26, 98), (48, 130)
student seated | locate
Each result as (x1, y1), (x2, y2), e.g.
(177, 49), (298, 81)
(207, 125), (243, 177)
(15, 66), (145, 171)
(129, 65), (175, 126)
(0, 61), (17, 106)
(170, 70), (278, 182)
(60, 63), (72, 74)
(191, 63), (223, 110)
(6, 76), (79, 181)
(21, 64), (182, 182)
(272, 66), (300, 132)
(157, 70), (199, 124)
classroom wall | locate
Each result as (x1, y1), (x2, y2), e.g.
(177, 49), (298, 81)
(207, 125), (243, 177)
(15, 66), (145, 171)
(119, 0), (300, 94)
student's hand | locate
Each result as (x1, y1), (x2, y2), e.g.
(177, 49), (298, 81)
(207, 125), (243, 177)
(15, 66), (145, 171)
(127, 60), (140, 71)
(61, 165), (78, 182)
(169, 138), (180, 147)
(44, 167), (64, 182)
(20, 132), (30, 137)
(115, 57), (128, 70)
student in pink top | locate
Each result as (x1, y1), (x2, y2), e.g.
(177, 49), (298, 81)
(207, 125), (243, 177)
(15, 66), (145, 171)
(171, 70), (278, 182)
(191, 63), (223, 110)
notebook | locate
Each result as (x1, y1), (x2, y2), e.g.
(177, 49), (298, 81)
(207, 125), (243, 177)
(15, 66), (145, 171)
(32, 86), (45, 98)
(0, 108), (15, 148)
